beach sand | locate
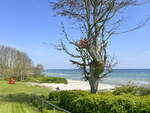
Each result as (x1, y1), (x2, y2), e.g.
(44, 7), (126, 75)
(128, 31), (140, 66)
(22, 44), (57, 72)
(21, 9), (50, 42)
(30, 79), (116, 91)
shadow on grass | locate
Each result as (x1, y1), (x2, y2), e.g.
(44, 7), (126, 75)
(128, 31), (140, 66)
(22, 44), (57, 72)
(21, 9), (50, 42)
(0, 93), (66, 113)
(0, 93), (32, 103)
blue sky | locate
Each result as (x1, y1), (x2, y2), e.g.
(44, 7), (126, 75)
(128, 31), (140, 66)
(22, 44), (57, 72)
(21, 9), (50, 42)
(0, 0), (150, 69)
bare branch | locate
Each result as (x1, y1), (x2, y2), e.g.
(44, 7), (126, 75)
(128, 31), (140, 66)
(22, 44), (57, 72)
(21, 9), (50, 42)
(51, 0), (150, 93)
(70, 60), (84, 66)
(59, 40), (81, 58)
(115, 17), (150, 34)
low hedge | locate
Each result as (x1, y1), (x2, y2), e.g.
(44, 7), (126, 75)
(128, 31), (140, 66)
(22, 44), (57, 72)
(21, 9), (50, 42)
(113, 84), (150, 96)
(113, 84), (137, 95)
(72, 94), (150, 113)
(48, 89), (150, 113)
(0, 75), (68, 84)
(48, 91), (64, 101)
(48, 90), (89, 111)
(26, 75), (68, 84)
(72, 94), (133, 113)
(59, 90), (89, 110)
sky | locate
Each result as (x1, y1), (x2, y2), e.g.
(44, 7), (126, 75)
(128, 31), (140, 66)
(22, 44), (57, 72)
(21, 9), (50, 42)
(0, 0), (150, 69)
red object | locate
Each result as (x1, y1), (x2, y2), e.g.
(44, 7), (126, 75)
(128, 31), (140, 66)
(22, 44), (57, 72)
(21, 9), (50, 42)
(80, 39), (88, 48)
(8, 77), (16, 84)
(76, 39), (88, 49)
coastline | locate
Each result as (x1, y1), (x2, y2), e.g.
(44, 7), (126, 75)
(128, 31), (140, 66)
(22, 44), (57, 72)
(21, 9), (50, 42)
(45, 69), (150, 85)
(30, 79), (116, 91)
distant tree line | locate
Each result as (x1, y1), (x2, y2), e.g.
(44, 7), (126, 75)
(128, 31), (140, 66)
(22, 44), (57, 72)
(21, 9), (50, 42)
(0, 45), (44, 81)
(34, 64), (44, 75)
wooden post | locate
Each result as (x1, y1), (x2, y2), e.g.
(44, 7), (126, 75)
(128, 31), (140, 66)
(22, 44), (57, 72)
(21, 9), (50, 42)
(41, 98), (44, 113)
(53, 107), (55, 113)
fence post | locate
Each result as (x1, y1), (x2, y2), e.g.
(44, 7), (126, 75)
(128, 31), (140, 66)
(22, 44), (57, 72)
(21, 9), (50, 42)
(30, 94), (32, 103)
(53, 107), (55, 113)
(31, 94), (71, 113)
(41, 97), (44, 113)
(35, 96), (37, 106)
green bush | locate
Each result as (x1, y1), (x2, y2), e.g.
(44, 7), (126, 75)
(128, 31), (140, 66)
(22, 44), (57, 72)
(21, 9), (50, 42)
(48, 90), (90, 111)
(47, 89), (150, 113)
(113, 84), (150, 96)
(139, 96), (150, 112)
(72, 94), (112, 113)
(53, 90), (90, 111)
(113, 84), (137, 95)
(26, 75), (68, 84)
(98, 91), (114, 96)
(71, 93), (150, 113)
(0, 74), (68, 84)
(136, 87), (150, 96)
(48, 91), (64, 101)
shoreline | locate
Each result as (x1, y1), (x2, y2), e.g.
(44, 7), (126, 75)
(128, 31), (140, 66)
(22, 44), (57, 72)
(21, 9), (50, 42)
(30, 79), (116, 91)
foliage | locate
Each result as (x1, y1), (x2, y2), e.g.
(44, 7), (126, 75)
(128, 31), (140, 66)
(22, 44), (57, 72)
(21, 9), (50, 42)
(72, 93), (150, 113)
(47, 87), (150, 113)
(48, 90), (89, 111)
(113, 84), (137, 95)
(71, 94), (137, 113)
(59, 90), (90, 110)
(113, 84), (150, 96)
(26, 75), (68, 84)
(48, 91), (63, 101)
(0, 74), (68, 84)
(42, 108), (66, 113)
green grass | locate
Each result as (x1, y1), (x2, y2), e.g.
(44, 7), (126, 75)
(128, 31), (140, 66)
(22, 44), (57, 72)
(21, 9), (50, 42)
(1, 75), (68, 84)
(0, 81), (51, 113)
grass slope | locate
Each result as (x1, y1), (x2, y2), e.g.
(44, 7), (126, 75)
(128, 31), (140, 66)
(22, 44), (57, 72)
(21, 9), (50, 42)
(0, 81), (50, 113)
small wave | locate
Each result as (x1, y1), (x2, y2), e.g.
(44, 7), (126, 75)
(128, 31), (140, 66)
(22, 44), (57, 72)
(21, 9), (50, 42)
(44, 69), (150, 85)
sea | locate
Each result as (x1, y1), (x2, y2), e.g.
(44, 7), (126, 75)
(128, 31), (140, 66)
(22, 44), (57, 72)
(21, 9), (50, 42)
(45, 69), (150, 86)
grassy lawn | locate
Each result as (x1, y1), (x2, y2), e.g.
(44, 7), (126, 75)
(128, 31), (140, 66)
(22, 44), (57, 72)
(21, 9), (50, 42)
(0, 81), (51, 113)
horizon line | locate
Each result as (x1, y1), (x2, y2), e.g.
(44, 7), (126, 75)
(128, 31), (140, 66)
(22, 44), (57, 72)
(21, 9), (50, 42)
(45, 68), (150, 70)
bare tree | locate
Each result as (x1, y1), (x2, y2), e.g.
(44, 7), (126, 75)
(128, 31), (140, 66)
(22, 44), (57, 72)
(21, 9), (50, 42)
(34, 64), (44, 75)
(15, 51), (33, 81)
(0, 45), (34, 81)
(51, 0), (150, 93)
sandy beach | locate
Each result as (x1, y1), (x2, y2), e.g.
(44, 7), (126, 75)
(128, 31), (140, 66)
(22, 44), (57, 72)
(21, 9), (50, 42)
(30, 79), (116, 91)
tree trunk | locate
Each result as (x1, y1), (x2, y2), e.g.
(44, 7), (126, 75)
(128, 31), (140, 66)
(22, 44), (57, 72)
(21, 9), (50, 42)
(89, 74), (99, 94)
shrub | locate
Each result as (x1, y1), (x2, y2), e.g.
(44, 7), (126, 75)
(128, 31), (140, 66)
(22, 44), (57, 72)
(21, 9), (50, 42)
(26, 76), (68, 84)
(41, 76), (67, 84)
(48, 91), (64, 101)
(113, 84), (137, 95)
(47, 87), (150, 113)
(109, 94), (138, 113)
(71, 93), (150, 113)
(136, 87), (150, 96)
(98, 91), (114, 96)
(139, 96), (150, 112)
(72, 94), (112, 113)
(58, 90), (89, 111)
(113, 84), (150, 96)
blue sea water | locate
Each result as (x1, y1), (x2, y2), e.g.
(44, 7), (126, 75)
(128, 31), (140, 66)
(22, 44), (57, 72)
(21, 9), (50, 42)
(45, 69), (150, 85)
